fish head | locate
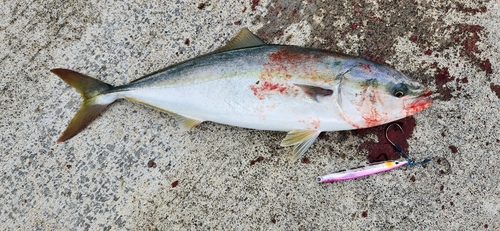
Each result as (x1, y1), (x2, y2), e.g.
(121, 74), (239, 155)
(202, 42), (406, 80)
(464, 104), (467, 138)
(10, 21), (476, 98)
(338, 61), (433, 129)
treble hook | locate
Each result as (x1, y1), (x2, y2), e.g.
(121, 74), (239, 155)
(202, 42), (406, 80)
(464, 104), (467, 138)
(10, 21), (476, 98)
(385, 123), (431, 167)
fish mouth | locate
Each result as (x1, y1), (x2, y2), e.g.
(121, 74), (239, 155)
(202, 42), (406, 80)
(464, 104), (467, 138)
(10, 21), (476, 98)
(405, 88), (433, 116)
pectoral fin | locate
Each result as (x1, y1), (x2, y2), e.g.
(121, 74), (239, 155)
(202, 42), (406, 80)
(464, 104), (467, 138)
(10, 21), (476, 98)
(295, 84), (333, 102)
(281, 130), (321, 161)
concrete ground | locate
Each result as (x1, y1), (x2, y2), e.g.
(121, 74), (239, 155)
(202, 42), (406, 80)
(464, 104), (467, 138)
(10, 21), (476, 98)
(1, 0), (499, 230)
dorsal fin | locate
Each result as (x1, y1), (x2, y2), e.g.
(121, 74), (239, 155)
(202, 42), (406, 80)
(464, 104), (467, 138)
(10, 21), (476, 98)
(213, 28), (266, 53)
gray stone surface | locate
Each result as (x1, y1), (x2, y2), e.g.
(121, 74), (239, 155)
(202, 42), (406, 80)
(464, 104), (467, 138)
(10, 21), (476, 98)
(1, 0), (499, 230)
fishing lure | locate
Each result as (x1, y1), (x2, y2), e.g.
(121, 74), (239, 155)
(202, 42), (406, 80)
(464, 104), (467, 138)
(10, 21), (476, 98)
(316, 159), (408, 183)
(317, 123), (430, 183)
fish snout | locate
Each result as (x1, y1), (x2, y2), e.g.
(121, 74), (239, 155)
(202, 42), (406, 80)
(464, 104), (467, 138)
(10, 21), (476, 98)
(404, 88), (433, 116)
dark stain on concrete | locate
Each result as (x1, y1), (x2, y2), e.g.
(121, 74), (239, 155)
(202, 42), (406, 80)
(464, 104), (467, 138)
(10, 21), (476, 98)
(351, 117), (416, 163)
(489, 83), (500, 98)
(254, 0), (491, 162)
(254, 0), (491, 98)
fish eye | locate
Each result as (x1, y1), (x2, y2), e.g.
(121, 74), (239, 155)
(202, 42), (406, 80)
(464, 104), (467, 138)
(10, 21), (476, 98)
(394, 91), (405, 98)
(391, 83), (408, 98)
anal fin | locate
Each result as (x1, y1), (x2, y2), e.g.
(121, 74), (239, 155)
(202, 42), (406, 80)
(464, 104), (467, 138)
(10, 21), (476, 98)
(167, 111), (202, 131)
(281, 129), (321, 161)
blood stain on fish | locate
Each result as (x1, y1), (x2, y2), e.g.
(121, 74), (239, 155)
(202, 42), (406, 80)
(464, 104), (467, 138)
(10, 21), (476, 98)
(250, 48), (325, 99)
(262, 47), (326, 80)
(359, 63), (372, 72)
(249, 81), (292, 100)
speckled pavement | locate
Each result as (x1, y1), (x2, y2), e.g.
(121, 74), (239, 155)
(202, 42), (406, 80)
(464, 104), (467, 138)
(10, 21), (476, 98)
(1, 0), (499, 230)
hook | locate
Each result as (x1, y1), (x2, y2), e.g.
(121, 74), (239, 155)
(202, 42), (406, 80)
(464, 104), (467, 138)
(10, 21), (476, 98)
(385, 123), (431, 167)
(385, 123), (403, 147)
(385, 123), (408, 158)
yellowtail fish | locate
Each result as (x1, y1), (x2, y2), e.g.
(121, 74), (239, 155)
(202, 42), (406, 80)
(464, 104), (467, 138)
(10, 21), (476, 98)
(51, 28), (432, 160)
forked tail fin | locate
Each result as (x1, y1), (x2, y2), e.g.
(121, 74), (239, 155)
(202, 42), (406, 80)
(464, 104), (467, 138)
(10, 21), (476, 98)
(50, 69), (115, 142)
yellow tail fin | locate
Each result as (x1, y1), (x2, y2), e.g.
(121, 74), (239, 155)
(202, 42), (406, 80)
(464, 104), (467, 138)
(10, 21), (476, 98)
(51, 69), (114, 142)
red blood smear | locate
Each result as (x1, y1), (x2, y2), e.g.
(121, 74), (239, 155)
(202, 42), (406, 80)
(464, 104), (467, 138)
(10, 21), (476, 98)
(250, 156), (264, 165)
(251, 0), (259, 11)
(351, 2), (363, 15)
(359, 63), (372, 72)
(147, 160), (156, 168)
(410, 34), (418, 43)
(406, 92), (433, 117)
(434, 67), (454, 101)
(184, 39), (190, 46)
(251, 47), (326, 99)
(449, 145), (458, 153)
(461, 32), (480, 53)
(350, 23), (360, 30)
(362, 50), (385, 64)
(453, 24), (483, 60)
(435, 67), (454, 86)
(171, 181), (179, 188)
(490, 83), (500, 99)
(249, 81), (290, 100)
(455, 3), (487, 14)
(352, 117), (416, 163)
(267, 46), (321, 64)
(480, 59), (493, 74)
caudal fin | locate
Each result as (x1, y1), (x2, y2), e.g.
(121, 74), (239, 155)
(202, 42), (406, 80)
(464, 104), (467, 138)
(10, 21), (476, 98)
(51, 69), (114, 142)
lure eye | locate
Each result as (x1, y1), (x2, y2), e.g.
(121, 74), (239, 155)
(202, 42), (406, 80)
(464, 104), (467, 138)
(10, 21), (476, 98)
(391, 83), (408, 98)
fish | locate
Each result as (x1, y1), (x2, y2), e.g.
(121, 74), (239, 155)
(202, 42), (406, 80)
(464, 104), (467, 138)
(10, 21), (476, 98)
(51, 28), (433, 160)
